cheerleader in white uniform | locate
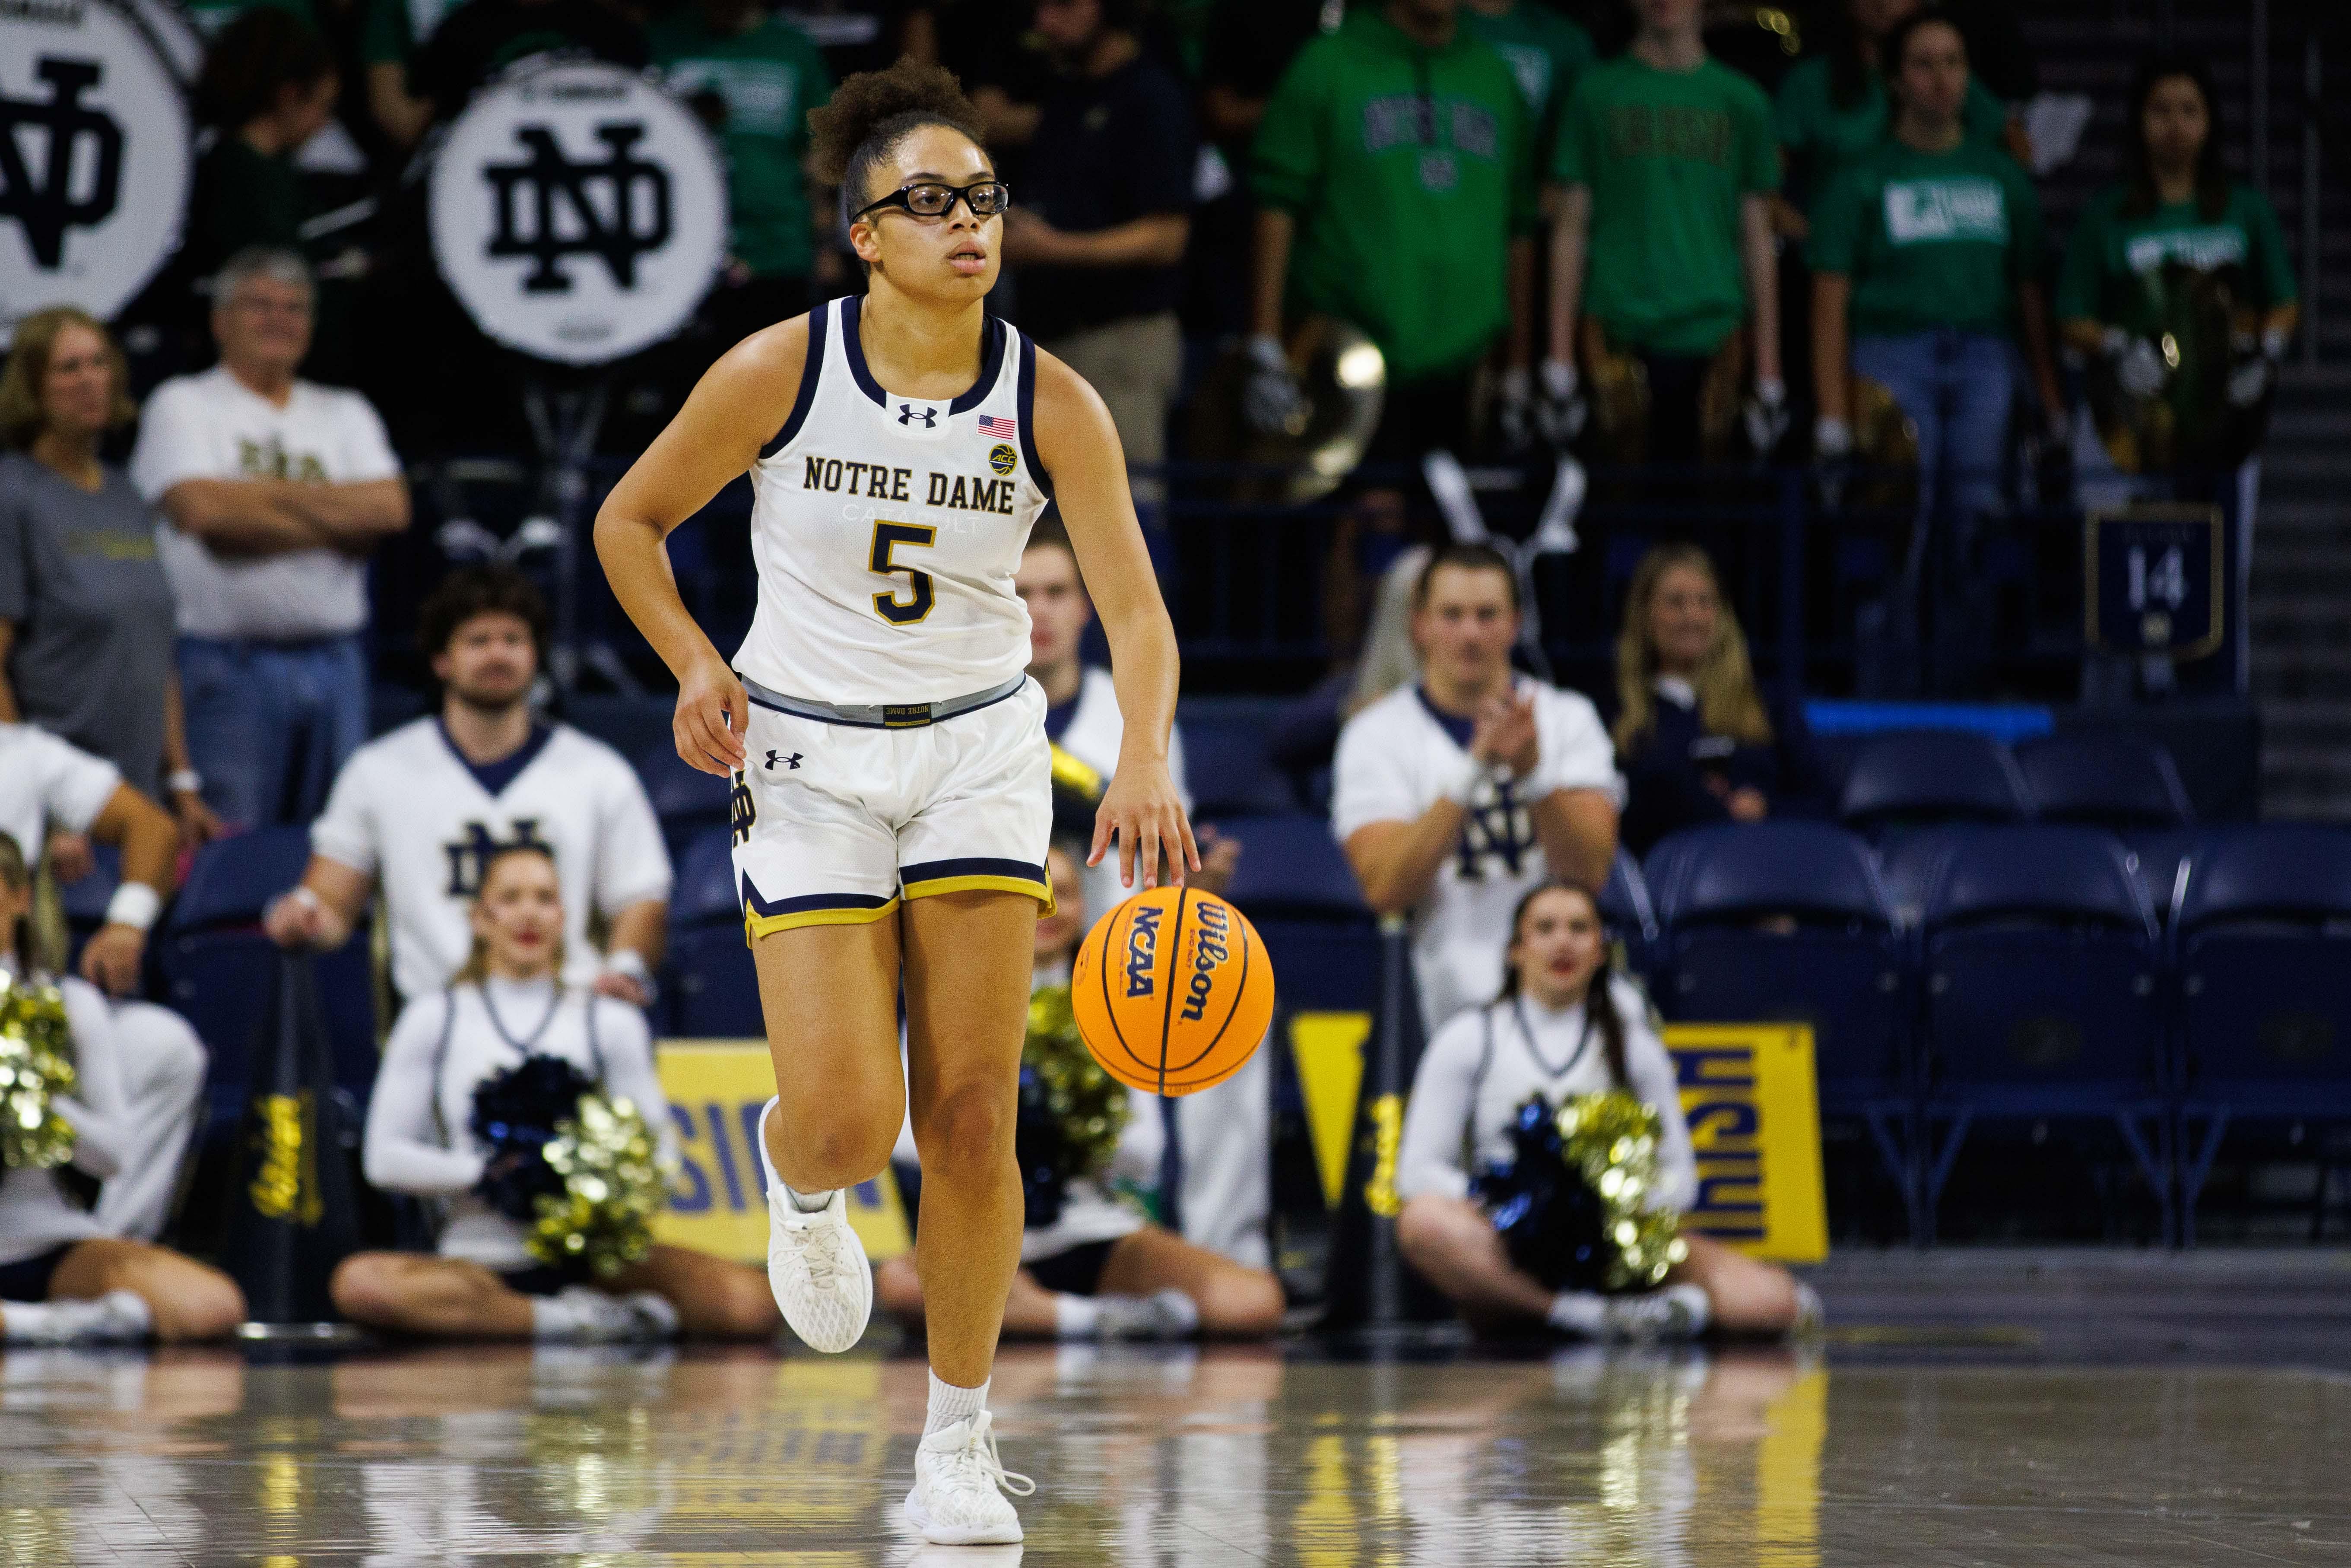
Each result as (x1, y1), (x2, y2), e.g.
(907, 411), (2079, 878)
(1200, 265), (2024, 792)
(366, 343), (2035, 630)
(1396, 881), (1818, 1338)
(330, 844), (778, 1341)
(0, 831), (243, 1344)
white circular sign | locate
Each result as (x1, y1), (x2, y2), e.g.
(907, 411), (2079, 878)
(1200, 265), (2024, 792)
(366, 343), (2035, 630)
(430, 61), (727, 366)
(0, 0), (191, 346)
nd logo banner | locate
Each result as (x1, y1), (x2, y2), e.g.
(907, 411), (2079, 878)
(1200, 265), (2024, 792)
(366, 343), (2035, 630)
(653, 1041), (911, 1263)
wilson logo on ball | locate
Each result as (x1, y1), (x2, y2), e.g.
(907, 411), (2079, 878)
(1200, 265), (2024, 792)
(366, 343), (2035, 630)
(1072, 887), (1274, 1098)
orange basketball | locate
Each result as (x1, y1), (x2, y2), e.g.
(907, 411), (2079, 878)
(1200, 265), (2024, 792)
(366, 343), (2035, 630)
(1069, 886), (1274, 1096)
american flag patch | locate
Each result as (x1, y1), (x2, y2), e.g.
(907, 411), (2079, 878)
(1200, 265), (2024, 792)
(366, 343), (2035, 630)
(977, 414), (1018, 438)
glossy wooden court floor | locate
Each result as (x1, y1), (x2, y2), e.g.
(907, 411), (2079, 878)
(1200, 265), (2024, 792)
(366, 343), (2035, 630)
(4, 1252), (2348, 1566)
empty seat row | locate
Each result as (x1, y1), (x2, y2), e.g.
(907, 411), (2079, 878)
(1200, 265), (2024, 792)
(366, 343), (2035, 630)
(1830, 730), (2194, 834)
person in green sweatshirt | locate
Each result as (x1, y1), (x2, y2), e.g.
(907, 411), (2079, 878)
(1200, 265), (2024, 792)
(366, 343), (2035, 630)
(650, 0), (835, 347)
(2056, 52), (2298, 697)
(1247, 0), (1539, 473)
(1463, 0), (1594, 152)
(1775, 0), (2014, 221)
(1542, 0), (1786, 466)
(1808, 6), (2059, 695)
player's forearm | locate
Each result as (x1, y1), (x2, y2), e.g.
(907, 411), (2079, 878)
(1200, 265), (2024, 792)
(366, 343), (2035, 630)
(1250, 208), (1294, 340)
(1741, 196), (1781, 385)
(1505, 236), (1535, 373)
(1345, 807), (1466, 916)
(1102, 609), (1180, 770)
(1547, 187), (1590, 365)
(606, 899), (666, 968)
(594, 509), (725, 679)
(1811, 274), (1852, 424)
(1530, 790), (1617, 893)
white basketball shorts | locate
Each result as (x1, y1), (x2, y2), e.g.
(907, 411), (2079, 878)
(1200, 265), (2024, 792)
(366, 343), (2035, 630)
(730, 676), (1053, 940)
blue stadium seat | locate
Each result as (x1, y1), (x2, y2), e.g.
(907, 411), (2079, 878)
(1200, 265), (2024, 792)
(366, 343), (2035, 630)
(1219, 813), (1377, 1015)
(159, 827), (376, 1129)
(665, 826), (762, 1038)
(636, 745), (733, 868)
(1874, 825), (1982, 930)
(1913, 827), (2168, 1240)
(1179, 717), (1296, 819)
(1645, 823), (1916, 1227)
(2013, 734), (2193, 828)
(1837, 732), (2032, 837)
(2172, 826), (2351, 1243)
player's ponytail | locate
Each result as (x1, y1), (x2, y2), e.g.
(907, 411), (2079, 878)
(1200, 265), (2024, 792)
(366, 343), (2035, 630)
(1496, 881), (1629, 1087)
(809, 59), (988, 227)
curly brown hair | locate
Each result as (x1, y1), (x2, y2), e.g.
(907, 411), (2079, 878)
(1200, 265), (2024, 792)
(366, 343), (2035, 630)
(809, 59), (987, 222)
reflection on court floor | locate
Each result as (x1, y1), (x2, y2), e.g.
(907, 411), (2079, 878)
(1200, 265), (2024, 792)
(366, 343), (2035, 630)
(0, 1342), (2342, 1565)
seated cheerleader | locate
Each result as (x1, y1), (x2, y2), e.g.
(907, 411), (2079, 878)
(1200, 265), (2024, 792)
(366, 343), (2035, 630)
(0, 831), (244, 1345)
(1396, 880), (1820, 1339)
(330, 843), (778, 1342)
(874, 844), (1284, 1341)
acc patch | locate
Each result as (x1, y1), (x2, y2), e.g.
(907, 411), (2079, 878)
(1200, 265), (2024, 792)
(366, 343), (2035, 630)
(988, 442), (1017, 476)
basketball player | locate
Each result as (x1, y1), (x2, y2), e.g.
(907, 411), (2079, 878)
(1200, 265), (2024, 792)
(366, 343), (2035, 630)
(1332, 543), (1623, 1036)
(264, 567), (673, 1008)
(592, 62), (1195, 1544)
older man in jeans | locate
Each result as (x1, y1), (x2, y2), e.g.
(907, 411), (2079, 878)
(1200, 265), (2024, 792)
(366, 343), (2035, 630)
(132, 247), (410, 829)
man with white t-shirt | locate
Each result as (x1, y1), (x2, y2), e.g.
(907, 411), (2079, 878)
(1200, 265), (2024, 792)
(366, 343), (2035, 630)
(131, 247), (411, 829)
(264, 566), (672, 1008)
(1332, 543), (1623, 1036)
(0, 724), (211, 1244)
(1014, 525), (1275, 1270)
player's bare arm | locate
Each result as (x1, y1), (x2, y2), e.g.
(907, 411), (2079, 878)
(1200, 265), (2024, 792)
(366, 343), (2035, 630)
(1032, 349), (1197, 891)
(594, 319), (813, 777)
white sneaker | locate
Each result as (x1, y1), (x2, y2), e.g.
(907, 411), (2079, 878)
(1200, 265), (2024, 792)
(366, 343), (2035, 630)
(755, 1097), (871, 1353)
(904, 1410), (1034, 1545)
(622, 1291), (681, 1340)
(1601, 1283), (1711, 1343)
(9, 1291), (154, 1347)
(1092, 1288), (1201, 1342)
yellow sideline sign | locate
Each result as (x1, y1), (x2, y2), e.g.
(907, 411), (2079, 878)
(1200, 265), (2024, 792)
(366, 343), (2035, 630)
(1289, 1016), (1827, 1263)
(651, 1041), (911, 1264)
(1665, 1025), (1827, 1263)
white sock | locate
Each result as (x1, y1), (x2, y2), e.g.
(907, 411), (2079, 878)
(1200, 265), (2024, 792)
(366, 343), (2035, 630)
(1051, 1293), (1101, 1339)
(783, 1183), (836, 1215)
(530, 1291), (607, 1341)
(1547, 1291), (1606, 1337)
(925, 1369), (988, 1435)
(2, 1292), (152, 1344)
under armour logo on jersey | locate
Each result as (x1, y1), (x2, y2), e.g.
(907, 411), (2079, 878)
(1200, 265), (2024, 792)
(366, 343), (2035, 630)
(1455, 779), (1532, 881)
(897, 403), (938, 428)
(764, 750), (802, 770)
(442, 819), (551, 898)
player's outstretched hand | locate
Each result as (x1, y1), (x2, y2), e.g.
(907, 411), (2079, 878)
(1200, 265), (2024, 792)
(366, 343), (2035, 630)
(676, 653), (749, 777)
(1089, 756), (1201, 892)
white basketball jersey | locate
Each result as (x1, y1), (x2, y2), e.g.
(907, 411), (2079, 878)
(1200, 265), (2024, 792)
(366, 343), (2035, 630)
(736, 295), (1052, 705)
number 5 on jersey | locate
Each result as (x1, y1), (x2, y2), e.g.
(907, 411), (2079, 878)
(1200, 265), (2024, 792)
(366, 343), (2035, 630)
(869, 521), (936, 624)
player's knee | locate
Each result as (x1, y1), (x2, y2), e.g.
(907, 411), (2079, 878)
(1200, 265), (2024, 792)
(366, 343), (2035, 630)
(874, 1256), (925, 1321)
(1201, 1268), (1285, 1338)
(914, 1079), (1014, 1175)
(789, 1116), (898, 1190)
(330, 1254), (400, 1326)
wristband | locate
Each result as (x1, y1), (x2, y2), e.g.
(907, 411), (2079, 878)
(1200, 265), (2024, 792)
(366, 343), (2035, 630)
(104, 882), (162, 933)
(166, 769), (204, 796)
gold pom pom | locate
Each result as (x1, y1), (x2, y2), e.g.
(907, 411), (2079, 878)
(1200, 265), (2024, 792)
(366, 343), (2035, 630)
(1026, 985), (1128, 1181)
(525, 1092), (671, 1279)
(1555, 1090), (1685, 1291)
(0, 967), (79, 1172)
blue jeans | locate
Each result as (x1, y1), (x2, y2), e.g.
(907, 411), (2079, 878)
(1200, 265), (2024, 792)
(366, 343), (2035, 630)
(1852, 330), (2018, 695)
(177, 633), (370, 829)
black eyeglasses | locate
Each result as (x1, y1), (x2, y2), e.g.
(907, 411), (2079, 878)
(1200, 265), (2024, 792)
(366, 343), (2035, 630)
(853, 180), (1012, 223)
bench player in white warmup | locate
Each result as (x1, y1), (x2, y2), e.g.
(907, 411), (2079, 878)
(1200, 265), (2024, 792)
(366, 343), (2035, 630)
(595, 61), (1195, 1544)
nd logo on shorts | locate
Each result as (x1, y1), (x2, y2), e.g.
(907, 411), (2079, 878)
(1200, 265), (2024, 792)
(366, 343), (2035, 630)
(988, 442), (1017, 476)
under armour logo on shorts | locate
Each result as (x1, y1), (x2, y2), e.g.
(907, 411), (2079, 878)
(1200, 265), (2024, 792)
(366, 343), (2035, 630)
(765, 750), (802, 770)
(898, 403), (938, 428)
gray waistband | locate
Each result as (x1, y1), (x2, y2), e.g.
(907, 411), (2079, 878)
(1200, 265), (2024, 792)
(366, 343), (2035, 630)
(738, 673), (1029, 729)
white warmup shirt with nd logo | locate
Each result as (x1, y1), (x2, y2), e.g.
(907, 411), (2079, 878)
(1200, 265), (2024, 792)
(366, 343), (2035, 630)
(736, 294), (1053, 705)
